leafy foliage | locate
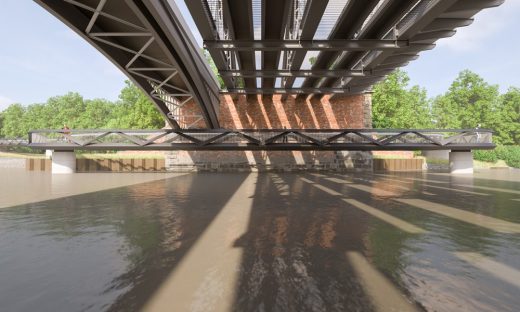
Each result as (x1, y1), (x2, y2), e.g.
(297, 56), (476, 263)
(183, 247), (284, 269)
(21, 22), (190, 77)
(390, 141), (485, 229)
(497, 87), (520, 144)
(1, 103), (26, 137)
(203, 49), (225, 89)
(496, 145), (520, 168)
(474, 146), (520, 168)
(473, 149), (499, 163)
(106, 80), (164, 129)
(0, 81), (164, 138)
(372, 69), (432, 128)
(432, 70), (501, 130)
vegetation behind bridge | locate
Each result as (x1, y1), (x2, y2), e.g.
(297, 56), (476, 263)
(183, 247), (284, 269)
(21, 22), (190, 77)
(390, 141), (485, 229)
(0, 69), (518, 166)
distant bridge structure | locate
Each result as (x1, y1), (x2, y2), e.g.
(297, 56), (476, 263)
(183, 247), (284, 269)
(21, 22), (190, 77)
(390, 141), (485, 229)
(21, 128), (494, 151)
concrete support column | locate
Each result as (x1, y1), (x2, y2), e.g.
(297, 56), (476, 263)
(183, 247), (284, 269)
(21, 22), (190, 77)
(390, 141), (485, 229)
(449, 150), (473, 174)
(52, 151), (76, 174)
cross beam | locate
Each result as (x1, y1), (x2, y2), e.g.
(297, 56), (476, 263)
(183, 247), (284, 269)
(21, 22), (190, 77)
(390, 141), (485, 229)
(221, 86), (370, 94)
(219, 69), (393, 78)
(204, 39), (418, 51)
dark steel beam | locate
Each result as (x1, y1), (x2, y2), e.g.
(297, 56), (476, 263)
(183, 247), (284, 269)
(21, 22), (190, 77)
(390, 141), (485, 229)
(283, 0), (329, 89)
(410, 30), (456, 42)
(339, 0), (464, 92)
(221, 87), (369, 94)
(261, 0), (291, 89)
(298, 0), (383, 92)
(183, 0), (236, 88)
(205, 39), (414, 51)
(446, 0), (505, 12)
(321, 0), (419, 94)
(227, 0), (256, 89)
(219, 69), (392, 78)
(130, 0), (221, 128)
(422, 18), (473, 32)
(34, 0), (181, 129)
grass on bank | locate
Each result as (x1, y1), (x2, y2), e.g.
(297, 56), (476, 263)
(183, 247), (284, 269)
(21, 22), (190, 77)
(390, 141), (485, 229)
(0, 151), (45, 159)
(0, 151), (165, 159)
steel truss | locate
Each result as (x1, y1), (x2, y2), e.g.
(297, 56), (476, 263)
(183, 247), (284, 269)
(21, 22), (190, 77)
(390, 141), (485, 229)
(35, 0), (220, 129)
(27, 129), (494, 151)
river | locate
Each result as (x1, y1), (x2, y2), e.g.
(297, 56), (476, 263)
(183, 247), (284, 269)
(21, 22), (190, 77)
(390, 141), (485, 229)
(0, 168), (519, 311)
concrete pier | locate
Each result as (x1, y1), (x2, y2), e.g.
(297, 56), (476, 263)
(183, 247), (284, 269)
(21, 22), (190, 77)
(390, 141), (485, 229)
(449, 151), (473, 174)
(51, 151), (76, 174)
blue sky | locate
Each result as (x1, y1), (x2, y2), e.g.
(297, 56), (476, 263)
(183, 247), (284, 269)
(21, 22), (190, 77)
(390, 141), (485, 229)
(1, 0), (519, 112)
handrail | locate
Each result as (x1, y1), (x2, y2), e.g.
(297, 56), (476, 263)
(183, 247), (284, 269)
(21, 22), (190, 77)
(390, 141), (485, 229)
(23, 128), (495, 151)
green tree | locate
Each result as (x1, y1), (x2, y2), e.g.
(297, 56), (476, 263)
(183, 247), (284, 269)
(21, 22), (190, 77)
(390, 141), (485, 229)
(107, 80), (164, 129)
(23, 103), (49, 130)
(0, 112), (4, 137)
(0, 103), (27, 138)
(44, 92), (87, 128)
(203, 49), (225, 89)
(497, 87), (520, 144)
(78, 99), (116, 129)
(372, 69), (432, 128)
(432, 70), (501, 130)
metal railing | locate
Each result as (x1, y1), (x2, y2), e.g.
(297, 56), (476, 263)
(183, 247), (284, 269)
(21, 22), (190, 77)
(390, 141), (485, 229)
(25, 128), (494, 151)
(0, 138), (29, 146)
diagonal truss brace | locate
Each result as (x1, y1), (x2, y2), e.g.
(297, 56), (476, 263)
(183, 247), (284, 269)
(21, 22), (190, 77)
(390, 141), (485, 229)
(62, 0), (204, 129)
(25, 129), (495, 151)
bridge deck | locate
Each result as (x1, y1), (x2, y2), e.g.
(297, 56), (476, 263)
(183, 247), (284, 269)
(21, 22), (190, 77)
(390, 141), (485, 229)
(6, 129), (494, 151)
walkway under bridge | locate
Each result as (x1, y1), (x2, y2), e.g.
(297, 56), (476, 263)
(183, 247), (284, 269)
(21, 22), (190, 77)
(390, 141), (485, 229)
(24, 129), (494, 151)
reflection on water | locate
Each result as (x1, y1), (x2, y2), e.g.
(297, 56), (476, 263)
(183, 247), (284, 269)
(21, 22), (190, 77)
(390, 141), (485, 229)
(0, 169), (519, 311)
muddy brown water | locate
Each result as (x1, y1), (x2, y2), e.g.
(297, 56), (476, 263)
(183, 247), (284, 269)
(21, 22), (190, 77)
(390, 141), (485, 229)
(0, 168), (519, 311)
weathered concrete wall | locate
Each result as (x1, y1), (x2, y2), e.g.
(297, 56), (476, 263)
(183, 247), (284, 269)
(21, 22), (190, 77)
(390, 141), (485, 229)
(166, 93), (373, 172)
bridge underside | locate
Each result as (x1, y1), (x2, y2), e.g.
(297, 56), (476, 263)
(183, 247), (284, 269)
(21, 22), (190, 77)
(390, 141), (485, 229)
(190, 0), (504, 95)
(34, 0), (504, 130)
(26, 129), (494, 151)
(35, 0), (221, 129)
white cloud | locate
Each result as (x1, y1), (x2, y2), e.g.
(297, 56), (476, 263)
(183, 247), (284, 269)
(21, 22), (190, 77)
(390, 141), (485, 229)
(0, 96), (15, 112)
(437, 1), (520, 52)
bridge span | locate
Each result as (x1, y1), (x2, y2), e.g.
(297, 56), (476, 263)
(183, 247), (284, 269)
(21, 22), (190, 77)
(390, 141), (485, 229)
(24, 129), (494, 151)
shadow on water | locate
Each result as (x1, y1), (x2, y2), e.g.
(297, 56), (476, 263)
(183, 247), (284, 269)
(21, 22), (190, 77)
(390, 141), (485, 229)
(1, 170), (520, 311)
(0, 173), (248, 311)
(231, 173), (427, 311)
(105, 173), (249, 311)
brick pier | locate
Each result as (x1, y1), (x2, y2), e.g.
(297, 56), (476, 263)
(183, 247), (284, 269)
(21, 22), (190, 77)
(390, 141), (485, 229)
(166, 93), (373, 172)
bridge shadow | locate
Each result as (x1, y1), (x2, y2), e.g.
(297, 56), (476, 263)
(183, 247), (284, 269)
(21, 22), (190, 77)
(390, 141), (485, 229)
(0, 173), (247, 311)
(124, 172), (424, 311)
(2, 171), (519, 310)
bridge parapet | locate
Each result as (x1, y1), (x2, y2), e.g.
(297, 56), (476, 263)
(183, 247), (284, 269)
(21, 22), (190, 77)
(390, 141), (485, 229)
(25, 129), (494, 151)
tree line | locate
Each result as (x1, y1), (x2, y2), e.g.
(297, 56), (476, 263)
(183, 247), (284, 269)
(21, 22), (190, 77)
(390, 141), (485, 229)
(0, 70), (518, 145)
(0, 81), (164, 138)
(372, 69), (519, 145)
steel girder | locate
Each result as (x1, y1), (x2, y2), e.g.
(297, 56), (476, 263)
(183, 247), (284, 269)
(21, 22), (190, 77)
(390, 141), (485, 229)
(35, 0), (221, 129)
(219, 69), (393, 78)
(185, 0), (503, 95)
(26, 128), (495, 151)
(204, 39), (428, 51)
(329, 0), (505, 94)
(221, 86), (372, 94)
